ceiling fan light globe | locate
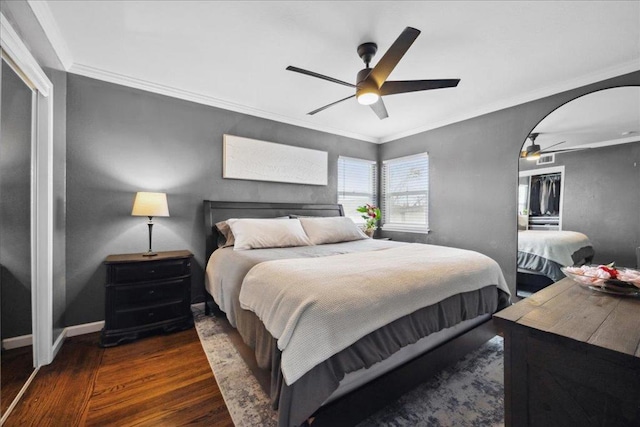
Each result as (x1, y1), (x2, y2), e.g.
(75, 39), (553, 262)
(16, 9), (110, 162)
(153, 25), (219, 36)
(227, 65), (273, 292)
(526, 153), (540, 161)
(357, 92), (379, 105)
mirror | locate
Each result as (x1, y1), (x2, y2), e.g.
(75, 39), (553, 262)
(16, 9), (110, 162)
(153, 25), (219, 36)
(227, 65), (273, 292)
(1, 58), (35, 415)
(516, 86), (640, 297)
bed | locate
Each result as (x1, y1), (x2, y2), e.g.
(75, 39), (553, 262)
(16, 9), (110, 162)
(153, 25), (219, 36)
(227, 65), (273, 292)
(517, 230), (594, 294)
(203, 201), (510, 427)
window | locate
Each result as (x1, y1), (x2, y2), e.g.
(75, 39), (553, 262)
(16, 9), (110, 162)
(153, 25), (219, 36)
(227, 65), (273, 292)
(382, 153), (429, 233)
(337, 156), (377, 224)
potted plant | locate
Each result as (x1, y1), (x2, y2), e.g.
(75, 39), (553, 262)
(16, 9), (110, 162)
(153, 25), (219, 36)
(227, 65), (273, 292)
(357, 204), (381, 238)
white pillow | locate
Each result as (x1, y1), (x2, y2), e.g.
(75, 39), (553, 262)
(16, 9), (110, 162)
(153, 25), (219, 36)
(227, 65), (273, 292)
(299, 217), (368, 245)
(227, 218), (312, 250)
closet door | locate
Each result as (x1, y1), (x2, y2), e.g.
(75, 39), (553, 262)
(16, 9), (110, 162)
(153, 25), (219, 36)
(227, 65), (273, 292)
(0, 56), (35, 418)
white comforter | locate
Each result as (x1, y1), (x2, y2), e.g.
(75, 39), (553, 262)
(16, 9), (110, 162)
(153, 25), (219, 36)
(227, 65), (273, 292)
(518, 230), (592, 266)
(239, 243), (509, 385)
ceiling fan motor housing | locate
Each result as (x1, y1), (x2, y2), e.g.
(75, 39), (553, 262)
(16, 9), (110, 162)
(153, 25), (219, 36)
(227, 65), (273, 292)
(357, 42), (378, 67)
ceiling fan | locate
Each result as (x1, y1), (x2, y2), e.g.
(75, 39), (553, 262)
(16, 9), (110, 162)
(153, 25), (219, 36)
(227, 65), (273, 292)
(286, 27), (460, 120)
(520, 133), (586, 160)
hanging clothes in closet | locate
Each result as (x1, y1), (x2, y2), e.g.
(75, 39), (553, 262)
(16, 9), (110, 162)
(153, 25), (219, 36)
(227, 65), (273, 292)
(529, 177), (541, 215)
(529, 173), (561, 216)
(549, 176), (561, 214)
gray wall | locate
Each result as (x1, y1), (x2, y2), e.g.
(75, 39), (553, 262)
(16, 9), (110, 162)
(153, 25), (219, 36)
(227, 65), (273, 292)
(65, 74), (377, 325)
(1, 61), (32, 338)
(520, 142), (640, 268)
(379, 73), (640, 297)
(66, 71), (640, 325)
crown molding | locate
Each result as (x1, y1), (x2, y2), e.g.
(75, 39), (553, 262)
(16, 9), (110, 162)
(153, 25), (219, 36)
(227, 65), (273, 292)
(68, 63), (378, 143)
(27, 0), (73, 70)
(566, 135), (640, 151)
(1, 13), (53, 96)
(379, 59), (640, 143)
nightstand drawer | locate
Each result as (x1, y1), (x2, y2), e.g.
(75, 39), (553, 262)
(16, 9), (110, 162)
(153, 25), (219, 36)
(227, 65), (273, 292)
(114, 301), (186, 329)
(114, 278), (187, 306)
(110, 259), (189, 284)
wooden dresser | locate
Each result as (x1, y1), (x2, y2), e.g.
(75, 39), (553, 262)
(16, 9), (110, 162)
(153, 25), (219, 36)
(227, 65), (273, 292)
(100, 250), (194, 347)
(494, 277), (640, 427)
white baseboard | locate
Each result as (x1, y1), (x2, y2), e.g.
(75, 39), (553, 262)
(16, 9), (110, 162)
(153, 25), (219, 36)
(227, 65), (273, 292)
(2, 334), (33, 350)
(65, 320), (104, 337)
(51, 328), (67, 361)
(4, 304), (206, 351)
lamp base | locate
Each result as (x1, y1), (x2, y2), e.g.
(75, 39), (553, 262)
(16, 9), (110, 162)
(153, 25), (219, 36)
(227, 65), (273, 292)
(142, 251), (158, 257)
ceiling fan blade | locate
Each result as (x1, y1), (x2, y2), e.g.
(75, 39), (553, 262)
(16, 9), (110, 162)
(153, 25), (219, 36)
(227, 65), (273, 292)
(286, 66), (356, 88)
(540, 140), (566, 152)
(366, 27), (421, 88)
(308, 94), (355, 115)
(380, 79), (460, 96)
(543, 147), (589, 154)
(369, 97), (389, 120)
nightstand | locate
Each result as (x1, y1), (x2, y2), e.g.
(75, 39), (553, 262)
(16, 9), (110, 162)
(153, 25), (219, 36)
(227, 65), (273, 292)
(100, 250), (194, 347)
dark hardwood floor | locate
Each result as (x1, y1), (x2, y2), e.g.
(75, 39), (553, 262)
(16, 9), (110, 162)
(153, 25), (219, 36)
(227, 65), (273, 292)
(1, 345), (34, 414)
(4, 328), (234, 426)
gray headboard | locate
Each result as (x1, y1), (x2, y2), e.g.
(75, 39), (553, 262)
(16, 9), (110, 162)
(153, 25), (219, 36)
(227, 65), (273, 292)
(203, 201), (344, 261)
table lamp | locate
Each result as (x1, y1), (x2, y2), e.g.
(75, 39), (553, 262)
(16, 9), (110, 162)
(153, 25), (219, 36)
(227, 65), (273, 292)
(131, 192), (169, 256)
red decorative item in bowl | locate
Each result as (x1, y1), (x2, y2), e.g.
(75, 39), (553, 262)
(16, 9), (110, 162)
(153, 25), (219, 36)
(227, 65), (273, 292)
(562, 264), (640, 297)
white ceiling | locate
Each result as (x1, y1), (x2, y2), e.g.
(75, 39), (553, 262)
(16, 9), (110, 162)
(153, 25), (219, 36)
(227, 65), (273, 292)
(531, 86), (640, 152)
(34, 1), (640, 143)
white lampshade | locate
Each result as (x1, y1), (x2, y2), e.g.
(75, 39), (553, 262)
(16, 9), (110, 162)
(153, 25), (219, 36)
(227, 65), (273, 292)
(131, 192), (170, 217)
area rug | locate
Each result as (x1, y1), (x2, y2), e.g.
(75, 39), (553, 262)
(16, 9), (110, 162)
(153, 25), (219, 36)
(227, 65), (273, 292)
(193, 308), (504, 427)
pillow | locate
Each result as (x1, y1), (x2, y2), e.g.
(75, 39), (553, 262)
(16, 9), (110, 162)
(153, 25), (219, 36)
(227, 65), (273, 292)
(215, 220), (235, 248)
(227, 218), (312, 250)
(299, 217), (368, 245)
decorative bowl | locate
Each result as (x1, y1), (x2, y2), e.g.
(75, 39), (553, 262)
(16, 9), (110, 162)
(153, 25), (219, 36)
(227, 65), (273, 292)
(561, 266), (640, 297)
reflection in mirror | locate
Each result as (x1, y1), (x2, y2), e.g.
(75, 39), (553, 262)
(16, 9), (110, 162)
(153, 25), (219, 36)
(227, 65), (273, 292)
(1, 59), (35, 416)
(517, 86), (640, 298)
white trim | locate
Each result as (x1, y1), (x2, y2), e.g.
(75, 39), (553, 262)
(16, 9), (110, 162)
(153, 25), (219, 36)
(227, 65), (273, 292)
(68, 60), (639, 145)
(558, 136), (640, 151)
(51, 327), (67, 359)
(381, 225), (430, 234)
(26, 0), (74, 70)
(0, 367), (40, 425)
(379, 60), (640, 143)
(0, 14), (51, 96)
(2, 334), (33, 350)
(68, 63), (378, 143)
(519, 165), (565, 231)
(65, 321), (104, 337)
(1, 12), (55, 367)
(518, 165), (565, 178)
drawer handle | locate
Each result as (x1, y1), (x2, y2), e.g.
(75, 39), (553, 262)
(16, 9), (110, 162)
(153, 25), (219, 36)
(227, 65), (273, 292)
(148, 312), (155, 317)
(148, 290), (155, 295)
(149, 270), (156, 274)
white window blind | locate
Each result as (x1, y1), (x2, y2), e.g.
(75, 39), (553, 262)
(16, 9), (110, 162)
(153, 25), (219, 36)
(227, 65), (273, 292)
(337, 156), (377, 223)
(382, 153), (429, 233)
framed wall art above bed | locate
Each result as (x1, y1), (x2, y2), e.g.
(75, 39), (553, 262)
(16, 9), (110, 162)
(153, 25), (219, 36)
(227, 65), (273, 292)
(222, 135), (328, 186)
